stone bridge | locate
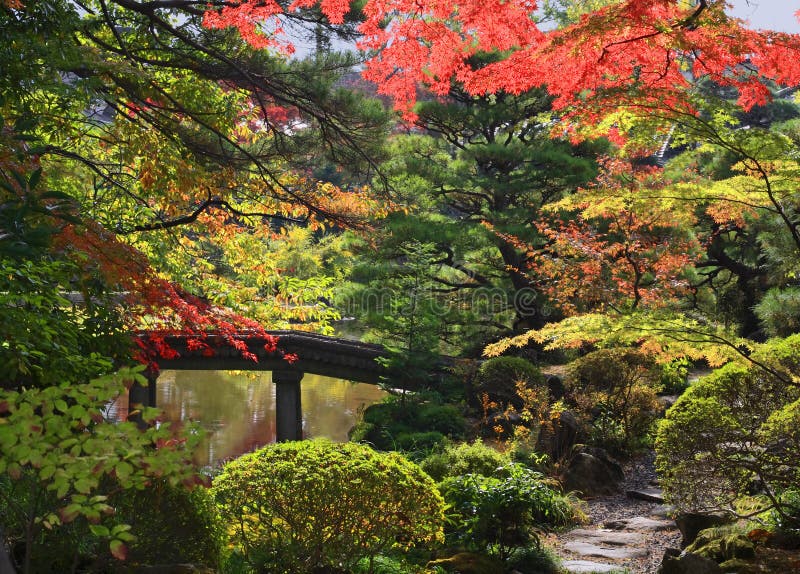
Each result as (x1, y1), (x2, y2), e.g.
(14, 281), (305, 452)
(131, 331), (387, 442)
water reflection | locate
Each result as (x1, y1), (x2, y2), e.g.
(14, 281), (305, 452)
(156, 370), (387, 467)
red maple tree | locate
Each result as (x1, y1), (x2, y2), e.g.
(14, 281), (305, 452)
(201, 1), (800, 125)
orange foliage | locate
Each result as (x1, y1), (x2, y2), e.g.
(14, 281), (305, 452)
(530, 159), (700, 314)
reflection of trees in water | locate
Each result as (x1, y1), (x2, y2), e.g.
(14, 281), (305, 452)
(301, 374), (386, 441)
(158, 370), (275, 467)
(156, 371), (386, 467)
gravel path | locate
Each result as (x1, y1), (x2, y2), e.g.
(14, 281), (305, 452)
(548, 451), (682, 574)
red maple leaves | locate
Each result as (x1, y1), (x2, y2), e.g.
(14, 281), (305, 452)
(202, 0), (800, 126)
(54, 222), (289, 369)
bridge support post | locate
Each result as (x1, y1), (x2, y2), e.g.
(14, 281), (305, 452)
(128, 368), (158, 428)
(273, 370), (303, 442)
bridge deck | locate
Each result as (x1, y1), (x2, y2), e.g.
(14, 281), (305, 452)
(151, 330), (387, 384)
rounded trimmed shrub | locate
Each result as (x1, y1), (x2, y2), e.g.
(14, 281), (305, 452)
(568, 348), (661, 453)
(656, 359), (800, 520)
(350, 396), (465, 453)
(420, 440), (511, 482)
(211, 439), (445, 573)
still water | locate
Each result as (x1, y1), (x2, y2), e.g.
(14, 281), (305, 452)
(152, 370), (387, 467)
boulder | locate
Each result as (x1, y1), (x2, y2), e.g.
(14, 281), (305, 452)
(561, 446), (624, 497)
(685, 527), (756, 563)
(675, 512), (733, 547)
(536, 409), (579, 461)
(658, 549), (723, 574)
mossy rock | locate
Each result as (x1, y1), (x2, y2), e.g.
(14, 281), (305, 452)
(427, 552), (504, 574)
(719, 558), (762, 573)
(686, 527), (756, 563)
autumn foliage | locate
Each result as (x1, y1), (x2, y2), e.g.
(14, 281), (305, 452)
(532, 158), (700, 314)
(203, 1), (800, 125)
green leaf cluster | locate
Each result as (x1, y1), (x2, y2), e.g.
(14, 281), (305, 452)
(439, 463), (578, 563)
(0, 368), (202, 570)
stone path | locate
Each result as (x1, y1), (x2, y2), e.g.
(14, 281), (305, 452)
(551, 459), (683, 574)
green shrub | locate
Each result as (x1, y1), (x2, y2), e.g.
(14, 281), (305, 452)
(766, 489), (800, 538)
(659, 357), (691, 395)
(473, 357), (545, 409)
(353, 554), (422, 574)
(570, 348), (658, 392)
(418, 404), (466, 437)
(0, 476), (222, 573)
(656, 349), (800, 521)
(568, 348), (661, 453)
(0, 472), (102, 573)
(350, 395), (465, 453)
(111, 480), (225, 568)
(212, 439), (445, 574)
(420, 440), (510, 482)
(506, 544), (562, 574)
(439, 463), (578, 563)
(395, 431), (447, 453)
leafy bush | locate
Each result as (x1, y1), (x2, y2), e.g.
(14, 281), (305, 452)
(350, 395), (465, 453)
(766, 489), (800, 538)
(656, 342), (800, 523)
(506, 544), (562, 574)
(473, 357), (545, 409)
(111, 481), (225, 568)
(439, 463), (579, 563)
(568, 348), (662, 453)
(419, 440), (510, 482)
(659, 357), (691, 395)
(0, 472), (104, 573)
(212, 439), (445, 573)
(394, 431), (447, 453)
(0, 369), (201, 572)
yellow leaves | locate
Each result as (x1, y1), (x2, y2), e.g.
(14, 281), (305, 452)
(484, 310), (750, 370)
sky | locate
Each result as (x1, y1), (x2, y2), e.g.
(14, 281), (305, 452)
(289, 1), (800, 58)
(728, 1), (800, 33)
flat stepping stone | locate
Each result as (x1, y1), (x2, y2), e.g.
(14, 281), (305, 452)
(626, 487), (664, 503)
(563, 541), (648, 560)
(561, 559), (623, 573)
(567, 528), (643, 546)
(648, 504), (674, 519)
(604, 516), (674, 532)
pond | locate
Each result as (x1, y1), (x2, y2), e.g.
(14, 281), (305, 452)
(116, 370), (387, 467)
